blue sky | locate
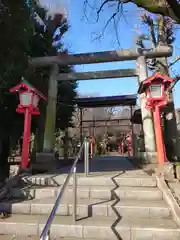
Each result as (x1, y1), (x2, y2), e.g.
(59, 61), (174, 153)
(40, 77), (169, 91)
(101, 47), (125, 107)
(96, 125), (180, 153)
(45, 0), (180, 107)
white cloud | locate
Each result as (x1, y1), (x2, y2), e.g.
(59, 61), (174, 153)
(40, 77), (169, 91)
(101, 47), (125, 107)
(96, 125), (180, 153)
(39, 0), (70, 17)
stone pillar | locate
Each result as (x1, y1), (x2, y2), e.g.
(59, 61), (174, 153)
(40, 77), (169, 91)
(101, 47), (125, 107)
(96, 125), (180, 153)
(136, 56), (157, 163)
(43, 64), (58, 152)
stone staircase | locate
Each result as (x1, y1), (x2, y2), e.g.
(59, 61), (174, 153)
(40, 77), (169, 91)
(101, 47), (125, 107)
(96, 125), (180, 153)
(0, 170), (180, 239)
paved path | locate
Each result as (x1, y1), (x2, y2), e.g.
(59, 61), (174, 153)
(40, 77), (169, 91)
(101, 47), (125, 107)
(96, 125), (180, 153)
(59, 156), (136, 174)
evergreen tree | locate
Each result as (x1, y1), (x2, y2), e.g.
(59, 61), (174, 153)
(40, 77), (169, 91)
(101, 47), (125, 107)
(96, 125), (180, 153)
(0, 0), (77, 178)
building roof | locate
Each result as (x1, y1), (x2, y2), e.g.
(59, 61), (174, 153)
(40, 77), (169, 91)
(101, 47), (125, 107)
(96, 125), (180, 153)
(75, 94), (137, 108)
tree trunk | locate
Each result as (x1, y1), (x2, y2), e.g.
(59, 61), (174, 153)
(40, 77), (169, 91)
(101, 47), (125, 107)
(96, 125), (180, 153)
(0, 136), (10, 181)
(63, 129), (69, 161)
(157, 58), (179, 160)
(156, 57), (179, 160)
(156, 16), (179, 161)
(163, 97), (179, 161)
(36, 101), (47, 153)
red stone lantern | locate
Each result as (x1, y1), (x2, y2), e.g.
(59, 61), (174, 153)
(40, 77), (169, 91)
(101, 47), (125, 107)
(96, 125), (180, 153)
(138, 72), (173, 165)
(10, 78), (47, 170)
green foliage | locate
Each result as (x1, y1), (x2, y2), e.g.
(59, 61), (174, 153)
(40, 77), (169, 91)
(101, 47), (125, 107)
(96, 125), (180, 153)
(0, 1), (32, 85)
(28, 4), (77, 131)
(0, 0), (32, 135)
(0, 0), (77, 136)
(29, 5), (52, 58)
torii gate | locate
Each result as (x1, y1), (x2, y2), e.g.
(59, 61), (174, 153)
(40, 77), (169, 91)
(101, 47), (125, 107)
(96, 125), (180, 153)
(29, 45), (173, 163)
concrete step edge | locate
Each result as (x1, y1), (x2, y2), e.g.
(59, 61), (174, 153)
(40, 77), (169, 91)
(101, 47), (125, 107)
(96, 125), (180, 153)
(0, 199), (171, 218)
(0, 215), (179, 239)
(23, 175), (157, 187)
(0, 198), (169, 208)
(0, 236), (92, 240)
(0, 200), (172, 218)
(12, 185), (161, 191)
(10, 186), (163, 201)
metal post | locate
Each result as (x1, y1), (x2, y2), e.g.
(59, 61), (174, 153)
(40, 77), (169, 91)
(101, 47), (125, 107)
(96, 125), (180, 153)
(84, 139), (89, 177)
(40, 234), (49, 240)
(84, 139), (87, 177)
(80, 108), (83, 145)
(93, 116), (95, 156)
(47, 231), (50, 240)
(72, 166), (77, 223)
(86, 139), (89, 175)
(130, 106), (135, 157)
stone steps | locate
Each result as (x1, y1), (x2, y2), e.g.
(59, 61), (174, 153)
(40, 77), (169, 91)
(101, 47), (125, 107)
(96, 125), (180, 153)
(0, 236), (95, 240)
(11, 186), (163, 201)
(0, 198), (171, 218)
(22, 173), (157, 187)
(0, 237), (101, 240)
(2, 169), (180, 239)
(0, 236), (40, 240)
(0, 215), (179, 240)
(0, 235), (117, 240)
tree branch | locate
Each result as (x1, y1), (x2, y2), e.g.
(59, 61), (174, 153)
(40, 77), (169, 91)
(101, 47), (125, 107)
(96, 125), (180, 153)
(129, 0), (180, 23)
(143, 15), (157, 46)
(169, 75), (180, 92)
(97, 0), (115, 21)
(93, 0), (121, 41)
(137, 14), (157, 52)
(85, 0), (180, 25)
(166, 0), (180, 23)
(168, 56), (180, 68)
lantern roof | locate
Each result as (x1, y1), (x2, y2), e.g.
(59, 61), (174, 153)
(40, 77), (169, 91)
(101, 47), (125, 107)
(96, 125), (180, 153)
(10, 77), (47, 100)
(138, 72), (173, 94)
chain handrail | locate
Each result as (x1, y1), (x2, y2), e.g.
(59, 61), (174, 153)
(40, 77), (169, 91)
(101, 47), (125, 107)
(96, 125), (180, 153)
(40, 139), (87, 240)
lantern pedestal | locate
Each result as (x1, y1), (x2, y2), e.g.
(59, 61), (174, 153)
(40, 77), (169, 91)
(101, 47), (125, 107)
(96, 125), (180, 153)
(137, 151), (157, 164)
(32, 153), (58, 173)
(152, 105), (167, 165)
(21, 108), (32, 169)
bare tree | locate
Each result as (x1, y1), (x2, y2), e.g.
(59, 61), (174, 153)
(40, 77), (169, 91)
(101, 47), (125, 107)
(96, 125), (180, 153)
(84, 0), (180, 24)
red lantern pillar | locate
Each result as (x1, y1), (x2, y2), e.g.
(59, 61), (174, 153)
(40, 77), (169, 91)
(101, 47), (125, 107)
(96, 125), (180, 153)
(127, 140), (131, 156)
(21, 108), (32, 169)
(118, 143), (121, 154)
(152, 105), (167, 165)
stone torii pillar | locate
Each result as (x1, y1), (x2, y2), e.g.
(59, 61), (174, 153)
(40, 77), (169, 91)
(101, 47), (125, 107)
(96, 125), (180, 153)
(136, 56), (157, 163)
(43, 64), (59, 152)
(32, 64), (59, 171)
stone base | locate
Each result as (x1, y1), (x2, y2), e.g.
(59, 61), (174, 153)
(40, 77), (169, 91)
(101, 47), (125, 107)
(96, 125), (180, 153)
(32, 153), (75, 173)
(137, 152), (157, 164)
(36, 152), (56, 162)
(155, 162), (175, 181)
(32, 152), (58, 173)
(176, 165), (180, 180)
